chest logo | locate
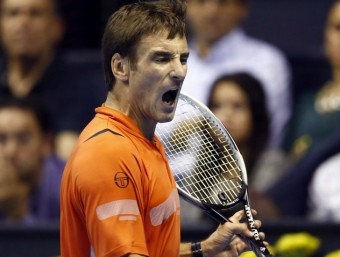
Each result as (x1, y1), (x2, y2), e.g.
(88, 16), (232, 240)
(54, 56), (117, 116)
(114, 172), (129, 188)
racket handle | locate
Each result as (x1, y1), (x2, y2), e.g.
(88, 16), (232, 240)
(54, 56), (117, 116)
(238, 234), (273, 257)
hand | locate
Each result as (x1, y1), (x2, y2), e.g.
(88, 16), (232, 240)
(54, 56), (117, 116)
(201, 209), (265, 257)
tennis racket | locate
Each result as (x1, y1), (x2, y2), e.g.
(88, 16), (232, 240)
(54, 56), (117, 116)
(155, 92), (273, 257)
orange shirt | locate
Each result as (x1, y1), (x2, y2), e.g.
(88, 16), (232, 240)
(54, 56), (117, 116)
(60, 106), (180, 257)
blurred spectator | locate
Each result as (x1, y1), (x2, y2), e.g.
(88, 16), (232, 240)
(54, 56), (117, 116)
(207, 73), (288, 193)
(281, 0), (340, 164)
(267, 130), (340, 219)
(308, 151), (340, 222)
(181, 73), (285, 223)
(182, 0), (291, 148)
(0, 97), (65, 223)
(0, 0), (106, 160)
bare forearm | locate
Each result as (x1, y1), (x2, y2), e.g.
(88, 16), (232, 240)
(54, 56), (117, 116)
(180, 242), (193, 257)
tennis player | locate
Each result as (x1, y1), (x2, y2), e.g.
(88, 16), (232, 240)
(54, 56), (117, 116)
(60, 1), (265, 256)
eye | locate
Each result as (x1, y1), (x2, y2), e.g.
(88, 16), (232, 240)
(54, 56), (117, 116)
(210, 102), (221, 110)
(0, 134), (7, 145)
(180, 55), (189, 65)
(155, 56), (170, 63)
(152, 52), (172, 63)
(3, 8), (19, 18)
(30, 8), (46, 18)
(232, 102), (248, 112)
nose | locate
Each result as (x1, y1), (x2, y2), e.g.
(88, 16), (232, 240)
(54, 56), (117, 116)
(215, 104), (233, 123)
(170, 61), (187, 82)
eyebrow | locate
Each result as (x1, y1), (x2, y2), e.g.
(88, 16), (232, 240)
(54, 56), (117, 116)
(151, 50), (189, 57)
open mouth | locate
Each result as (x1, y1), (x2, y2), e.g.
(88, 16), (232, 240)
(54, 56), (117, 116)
(162, 89), (178, 105)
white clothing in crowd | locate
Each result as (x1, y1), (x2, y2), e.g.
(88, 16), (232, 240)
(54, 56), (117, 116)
(308, 152), (340, 222)
(182, 29), (292, 147)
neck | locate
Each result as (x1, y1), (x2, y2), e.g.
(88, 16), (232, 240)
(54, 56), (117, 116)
(195, 38), (215, 58)
(105, 92), (156, 142)
(196, 41), (212, 58)
(7, 50), (54, 98)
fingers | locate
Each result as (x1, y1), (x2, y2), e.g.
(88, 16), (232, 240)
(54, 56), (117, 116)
(228, 209), (258, 223)
(202, 209), (266, 257)
(223, 209), (264, 240)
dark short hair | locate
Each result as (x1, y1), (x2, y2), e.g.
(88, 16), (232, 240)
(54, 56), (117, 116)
(102, 0), (187, 91)
(0, 97), (52, 134)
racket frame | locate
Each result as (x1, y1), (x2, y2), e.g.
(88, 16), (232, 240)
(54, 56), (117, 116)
(156, 92), (273, 257)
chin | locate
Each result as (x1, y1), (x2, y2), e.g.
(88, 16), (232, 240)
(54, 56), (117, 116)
(158, 114), (175, 123)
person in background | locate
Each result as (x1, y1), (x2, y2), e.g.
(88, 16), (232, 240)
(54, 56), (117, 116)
(181, 72), (283, 223)
(207, 73), (288, 194)
(60, 1), (266, 257)
(308, 150), (340, 222)
(0, 0), (105, 160)
(281, 0), (340, 164)
(182, 0), (291, 148)
(267, 129), (340, 219)
(0, 97), (65, 222)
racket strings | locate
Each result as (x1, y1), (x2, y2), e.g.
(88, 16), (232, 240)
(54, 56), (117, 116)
(157, 99), (243, 205)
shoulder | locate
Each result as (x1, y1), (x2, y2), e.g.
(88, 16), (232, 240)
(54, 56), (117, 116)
(63, 129), (142, 195)
(76, 126), (138, 165)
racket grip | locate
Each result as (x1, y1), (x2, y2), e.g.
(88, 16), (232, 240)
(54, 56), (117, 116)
(238, 234), (273, 257)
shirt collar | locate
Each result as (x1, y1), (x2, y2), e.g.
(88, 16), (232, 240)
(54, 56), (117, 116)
(95, 106), (163, 150)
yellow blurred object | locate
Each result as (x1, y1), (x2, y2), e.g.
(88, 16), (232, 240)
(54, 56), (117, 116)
(239, 251), (256, 257)
(325, 250), (340, 257)
(275, 232), (320, 257)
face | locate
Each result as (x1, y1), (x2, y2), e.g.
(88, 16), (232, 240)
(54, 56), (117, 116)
(127, 31), (189, 126)
(325, 2), (340, 68)
(0, 107), (47, 182)
(0, 0), (62, 58)
(209, 81), (252, 145)
(187, 0), (247, 43)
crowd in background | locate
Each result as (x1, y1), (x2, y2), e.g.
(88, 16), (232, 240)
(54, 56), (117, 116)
(0, 0), (339, 237)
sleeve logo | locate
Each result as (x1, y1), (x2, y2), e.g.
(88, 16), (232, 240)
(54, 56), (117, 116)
(114, 172), (129, 188)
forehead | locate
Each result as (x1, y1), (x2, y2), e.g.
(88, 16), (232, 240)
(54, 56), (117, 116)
(0, 108), (38, 129)
(136, 31), (188, 55)
(215, 81), (244, 93)
(328, 3), (340, 21)
(1, 0), (54, 11)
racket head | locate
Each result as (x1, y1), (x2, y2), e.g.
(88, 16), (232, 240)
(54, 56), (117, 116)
(156, 92), (249, 213)
(156, 92), (273, 257)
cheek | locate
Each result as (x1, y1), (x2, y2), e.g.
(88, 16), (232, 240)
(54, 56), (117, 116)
(235, 113), (252, 140)
(20, 142), (43, 159)
(212, 109), (224, 122)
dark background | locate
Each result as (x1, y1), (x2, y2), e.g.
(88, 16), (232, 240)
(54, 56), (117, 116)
(58, 0), (334, 101)
(61, 0), (334, 57)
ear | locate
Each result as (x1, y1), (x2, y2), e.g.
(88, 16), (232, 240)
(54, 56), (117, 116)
(50, 15), (65, 45)
(111, 53), (129, 82)
(239, 2), (249, 20)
